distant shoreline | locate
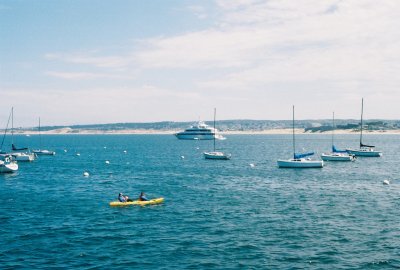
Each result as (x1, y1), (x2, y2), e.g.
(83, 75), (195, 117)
(11, 128), (400, 135)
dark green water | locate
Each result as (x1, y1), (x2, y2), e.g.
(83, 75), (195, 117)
(1, 134), (399, 269)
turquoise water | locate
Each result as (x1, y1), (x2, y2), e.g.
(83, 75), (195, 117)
(1, 134), (400, 269)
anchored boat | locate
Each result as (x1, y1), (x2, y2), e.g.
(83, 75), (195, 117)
(321, 112), (355, 162)
(346, 98), (382, 157)
(277, 106), (323, 168)
(203, 108), (231, 160)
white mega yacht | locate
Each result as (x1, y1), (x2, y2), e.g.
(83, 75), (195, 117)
(175, 121), (225, 140)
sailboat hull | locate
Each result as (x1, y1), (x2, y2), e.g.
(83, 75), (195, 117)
(277, 159), (323, 168)
(204, 151), (231, 160)
(321, 153), (355, 161)
(11, 152), (36, 162)
(346, 149), (382, 157)
(33, 150), (55, 155)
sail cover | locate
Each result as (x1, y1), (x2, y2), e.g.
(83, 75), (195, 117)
(332, 145), (347, 153)
(360, 142), (375, 148)
(12, 144), (28, 151)
(294, 152), (314, 159)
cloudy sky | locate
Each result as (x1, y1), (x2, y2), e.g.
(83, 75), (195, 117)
(1, 0), (399, 126)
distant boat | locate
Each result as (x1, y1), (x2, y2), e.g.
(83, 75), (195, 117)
(0, 108), (35, 161)
(175, 120), (225, 140)
(321, 112), (355, 162)
(33, 118), (55, 156)
(346, 98), (382, 157)
(203, 108), (231, 160)
(277, 106), (323, 168)
(0, 154), (18, 173)
(9, 108), (36, 162)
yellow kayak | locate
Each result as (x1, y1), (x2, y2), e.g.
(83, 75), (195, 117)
(109, 197), (164, 207)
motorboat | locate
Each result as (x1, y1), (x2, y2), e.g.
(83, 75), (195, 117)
(175, 121), (225, 140)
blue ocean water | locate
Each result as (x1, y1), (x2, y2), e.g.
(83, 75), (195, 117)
(1, 134), (400, 269)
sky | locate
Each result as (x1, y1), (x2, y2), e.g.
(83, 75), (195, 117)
(1, 0), (400, 127)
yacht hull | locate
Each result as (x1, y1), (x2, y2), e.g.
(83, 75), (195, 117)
(175, 134), (225, 140)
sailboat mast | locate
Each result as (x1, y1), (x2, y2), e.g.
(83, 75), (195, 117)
(39, 117), (42, 149)
(11, 107), (14, 145)
(360, 98), (364, 147)
(213, 108), (216, 152)
(292, 105), (295, 159)
(332, 112), (335, 148)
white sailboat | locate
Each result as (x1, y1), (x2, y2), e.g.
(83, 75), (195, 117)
(10, 107), (36, 162)
(321, 112), (355, 161)
(346, 98), (382, 157)
(203, 108), (231, 160)
(33, 118), (55, 155)
(0, 154), (18, 173)
(277, 106), (323, 168)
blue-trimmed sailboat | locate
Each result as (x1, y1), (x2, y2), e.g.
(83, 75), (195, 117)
(321, 112), (355, 161)
(277, 106), (323, 168)
(346, 99), (382, 157)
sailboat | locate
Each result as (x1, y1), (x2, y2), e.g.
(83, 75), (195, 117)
(277, 106), (323, 168)
(9, 107), (36, 162)
(346, 98), (382, 157)
(33, 118), (55, 155)
(203, 108), (231, 160)
(321, 112), (355, 161)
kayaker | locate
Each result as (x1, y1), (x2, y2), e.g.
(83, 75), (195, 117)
(138, 192), (149, 201)
(118, 193), (133, 202)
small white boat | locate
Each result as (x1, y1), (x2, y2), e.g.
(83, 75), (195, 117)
(0, 155), (18, 173)
(32, 117), (55, 156)
(277, 158), (323, 168)
(277, 106), (323, 168)
(346, 98), (382, 157)
(11, 151), (36, 162)
(204, 151), (231, 160)
(346, 147), (382, 157)
(4, 108), (37, 162)
(321, 152), (355, 161)
(203, 108), (231, 160)
(321, 112), (355, 162)
(32, 149), (55, 155)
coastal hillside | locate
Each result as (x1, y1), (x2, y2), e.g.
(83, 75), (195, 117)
(5, 119), (400, 134)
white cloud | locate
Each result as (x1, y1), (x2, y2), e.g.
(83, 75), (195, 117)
(37, 0), (400, 121)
